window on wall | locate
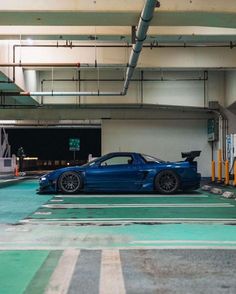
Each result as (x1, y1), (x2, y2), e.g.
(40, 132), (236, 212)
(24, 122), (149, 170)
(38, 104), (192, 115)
(100, 156), (133, 166)
(4, 159), (12, 167)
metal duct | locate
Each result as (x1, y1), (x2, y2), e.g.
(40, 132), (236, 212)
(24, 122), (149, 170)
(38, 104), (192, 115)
(122, 0), (158, 95)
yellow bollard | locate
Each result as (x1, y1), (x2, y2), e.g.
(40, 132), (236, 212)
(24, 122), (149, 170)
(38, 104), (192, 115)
(225, 160), (229, 185)
(217, 149), (222, 182)
(211, 160), (215, 182)
(234, 161), (236, 187)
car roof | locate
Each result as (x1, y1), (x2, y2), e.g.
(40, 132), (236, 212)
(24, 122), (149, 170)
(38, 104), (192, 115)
(106, 152), (139, 156)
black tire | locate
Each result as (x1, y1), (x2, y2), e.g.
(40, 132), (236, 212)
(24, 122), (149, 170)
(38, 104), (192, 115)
(155, 170), (180, 194)
(58, 171), (82, 194)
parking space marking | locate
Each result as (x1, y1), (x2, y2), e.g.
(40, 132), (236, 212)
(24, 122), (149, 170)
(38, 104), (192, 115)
(45, 249), (80, 294)
(34, 211), (52, 215)
(130, 240), (236, 244)
(1, 246), (236, 250)
(21, 218), (236, 225)
(42, 203), (233, 209)
(55, 195), (208, 198)
(99, 250), (125, 294)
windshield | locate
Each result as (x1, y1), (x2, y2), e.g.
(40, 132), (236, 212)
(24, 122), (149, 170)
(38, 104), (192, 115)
(82, 157), (101, 167)
(141, 154), (165, 163)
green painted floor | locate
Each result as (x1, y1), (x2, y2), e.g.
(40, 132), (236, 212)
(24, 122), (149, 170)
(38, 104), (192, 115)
(25, 190), (236, 222)
(0, 180), (52, 224)
(1, 180), (236, 293)
(0, 250), (63, 294)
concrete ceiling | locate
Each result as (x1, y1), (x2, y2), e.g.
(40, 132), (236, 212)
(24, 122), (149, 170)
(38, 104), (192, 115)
(0, 26), (236, 44)
(1, 0), (236, 110)
(0, 0), (236, 28)
(0, 1), (235, 44)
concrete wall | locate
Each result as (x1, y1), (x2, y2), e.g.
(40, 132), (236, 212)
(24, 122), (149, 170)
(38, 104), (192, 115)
(12, 44), (236, 69)
(35, 69), (224, 107)
(102, 119), (211, 177)
(225, 71), (236, 108)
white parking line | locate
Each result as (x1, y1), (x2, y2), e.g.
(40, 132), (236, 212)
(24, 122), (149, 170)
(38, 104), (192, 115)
(55, 195), (208, 198)
(99, 250), (126, 294)
(130, 240), (236, 244)
(45, 249), (80, 294)
(34, 211), (52, 215)
(42, 203), (233, 209)
(21, 218), (236, 225)
(1, 246), (236, 250)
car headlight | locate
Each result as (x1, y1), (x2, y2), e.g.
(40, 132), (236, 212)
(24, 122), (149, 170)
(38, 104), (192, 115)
(40, 176), (47, 181)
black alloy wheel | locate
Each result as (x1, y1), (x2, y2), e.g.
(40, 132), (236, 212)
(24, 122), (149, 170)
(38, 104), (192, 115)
(155, 170), (179, 194)
(58, 171), (82, 194)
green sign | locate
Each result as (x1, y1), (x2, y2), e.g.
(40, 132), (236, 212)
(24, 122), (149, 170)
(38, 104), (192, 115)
(69, 138), (80, 151)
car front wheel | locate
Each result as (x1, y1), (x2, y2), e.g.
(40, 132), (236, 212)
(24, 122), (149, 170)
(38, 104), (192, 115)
(155, 170), (179, 194)
(58, 171), (82, 194)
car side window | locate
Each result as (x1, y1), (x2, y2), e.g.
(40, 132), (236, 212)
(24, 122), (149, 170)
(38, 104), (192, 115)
(100, 156), (133, 166)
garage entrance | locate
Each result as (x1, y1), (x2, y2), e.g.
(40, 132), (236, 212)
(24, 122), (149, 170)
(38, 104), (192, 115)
(7, 127), (101, 170)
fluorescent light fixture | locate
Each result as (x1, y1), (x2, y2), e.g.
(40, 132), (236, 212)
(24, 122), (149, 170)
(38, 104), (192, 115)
(26, 38), (33, 45)
(24, 157), (38, 160)
(0, 120), (16, 124)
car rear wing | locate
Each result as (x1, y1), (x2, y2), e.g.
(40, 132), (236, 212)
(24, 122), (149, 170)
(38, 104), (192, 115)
(181, 151), (201, 162)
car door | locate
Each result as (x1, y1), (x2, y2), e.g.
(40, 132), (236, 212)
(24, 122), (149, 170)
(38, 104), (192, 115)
(85, 154), (142, 191)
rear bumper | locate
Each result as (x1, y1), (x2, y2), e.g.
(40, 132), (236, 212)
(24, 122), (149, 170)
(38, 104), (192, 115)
(181, 173), (201, 190)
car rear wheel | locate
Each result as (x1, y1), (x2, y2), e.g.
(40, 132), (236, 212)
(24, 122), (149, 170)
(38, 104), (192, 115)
(155, 170), (179, 194)
(58, 171), (82, 194)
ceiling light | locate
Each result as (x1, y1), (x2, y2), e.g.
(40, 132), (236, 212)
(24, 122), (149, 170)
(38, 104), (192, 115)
(26, 38), (33, 45)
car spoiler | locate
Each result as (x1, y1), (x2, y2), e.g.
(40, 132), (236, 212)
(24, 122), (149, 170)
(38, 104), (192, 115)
(181, 150), (201, 162)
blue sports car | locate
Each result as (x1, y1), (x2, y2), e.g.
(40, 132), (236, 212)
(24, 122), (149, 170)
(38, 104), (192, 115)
(38, 151), (201, 194)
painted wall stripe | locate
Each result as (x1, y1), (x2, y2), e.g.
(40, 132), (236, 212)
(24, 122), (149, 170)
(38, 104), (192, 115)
(45, 249), (80, 294)
(99, 250), (126, 294)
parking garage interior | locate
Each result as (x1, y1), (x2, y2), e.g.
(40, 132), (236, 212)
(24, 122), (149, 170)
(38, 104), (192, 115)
(1, 0), (236, 293)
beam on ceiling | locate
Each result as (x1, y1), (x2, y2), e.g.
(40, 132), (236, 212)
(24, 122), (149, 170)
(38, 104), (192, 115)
(0, 0), (236, 28)
(0, 106), (213, 121)
(0, 0), (235, 13)
(1, 26), (236, 39)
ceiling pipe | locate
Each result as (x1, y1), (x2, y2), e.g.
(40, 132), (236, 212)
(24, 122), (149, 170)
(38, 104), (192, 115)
(5, 0), (158, 98)
(41, 76), (207, 83)
(0, 63), (126, 68)
(13, 41), (236, 51)
(122, 0), (158, 95)
(19, 91), (123, 97)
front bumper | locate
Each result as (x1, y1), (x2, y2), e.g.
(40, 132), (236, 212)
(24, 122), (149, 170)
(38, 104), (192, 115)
(38, 177), (57, 193)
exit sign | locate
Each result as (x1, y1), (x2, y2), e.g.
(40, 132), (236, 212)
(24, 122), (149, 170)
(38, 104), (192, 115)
(69, 138), (80, 151)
